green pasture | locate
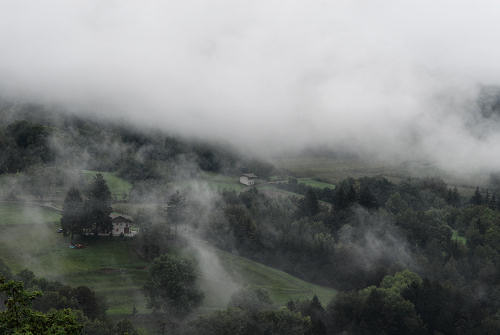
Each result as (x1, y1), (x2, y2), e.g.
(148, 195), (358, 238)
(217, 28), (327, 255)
(199, 172), (246, 192)
(257, 184), (302, 197)
(0, 221), (148, 316)
(216, 250), (336, 306)
(275, 156), (478, 196)
(0, 203), (337, 319)
(170, 173), (246, 193)
(297, 177), (336, 189)
(275, 157), (411, 184)
(0, 203), (61, 225)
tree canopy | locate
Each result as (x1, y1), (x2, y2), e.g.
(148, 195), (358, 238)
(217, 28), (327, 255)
(61, 187), (84, 242)
(0, 277), (82, 335)
(143, 254), (204, 317)
(85, 173), (113, 235)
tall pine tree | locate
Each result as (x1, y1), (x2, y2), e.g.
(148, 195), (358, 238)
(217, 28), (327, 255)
(166, 190), (186, 237)
(61, 187), (84, 243)
(85, 174), (112, 236)
(471, 187), (483, 206)
(359, 186), (378, 209)
(298, 189), (320, 217)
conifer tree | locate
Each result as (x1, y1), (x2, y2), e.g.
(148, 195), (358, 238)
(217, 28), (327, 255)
(490, 194), (498, 210)
(85, 173), (112, 236)
(61, 187), (84, 243)
(301, 189), (320, 217)
(359, 186), (378, 209)
(452, 187), (460, 206)
(167, 190), (186, 237)
(471, 187), (483, 206)
(335, 179), (357, 210)
(446, 187), (460, 207)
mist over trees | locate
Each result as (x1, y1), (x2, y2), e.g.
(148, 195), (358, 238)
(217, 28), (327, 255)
(143, 254), (204, 317)
(3, 105), (500, 334)
(0, 103), (274, 184)
(5, 2), (500, 177)
(61, 187), (84, 242)
(4, 1), (500, 333)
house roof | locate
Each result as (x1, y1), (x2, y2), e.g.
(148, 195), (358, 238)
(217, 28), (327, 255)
(241, 173), (258, 178)
(111, 213), (133, 222)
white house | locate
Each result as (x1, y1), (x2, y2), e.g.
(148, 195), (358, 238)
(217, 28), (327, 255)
(111, 214), (137, 237)
(81, 213), (138, 237)
(240, 173), (258, 186)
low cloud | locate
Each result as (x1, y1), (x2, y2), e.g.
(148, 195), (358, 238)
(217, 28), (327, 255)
(338, 208), (415, 272)
(1, 1), (500, 174)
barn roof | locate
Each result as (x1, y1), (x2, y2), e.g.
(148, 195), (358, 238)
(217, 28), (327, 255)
(241, 173), (258, 178)
(110, 213), (133, 222)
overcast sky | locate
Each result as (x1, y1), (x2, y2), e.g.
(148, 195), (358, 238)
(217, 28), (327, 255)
(1, 1), (500, 174)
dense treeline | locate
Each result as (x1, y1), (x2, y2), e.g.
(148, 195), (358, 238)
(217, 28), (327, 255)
(180, 176), (500, 312)
(46, 172), (500, 334)
(183, 270), (500, 334)
(5, 104), (500, 334)
(0, 120), (54, 173)
(130, 173), (500, 297)
(300, 270), (500, 334)
(142, 269), (500, 335)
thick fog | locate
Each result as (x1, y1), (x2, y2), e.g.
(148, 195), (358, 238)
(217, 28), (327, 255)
(1, 0), (500, 173)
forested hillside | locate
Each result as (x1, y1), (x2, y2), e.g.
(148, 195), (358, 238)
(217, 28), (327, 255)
(1, 105), (500, 334)
(0, 102), (274, 178)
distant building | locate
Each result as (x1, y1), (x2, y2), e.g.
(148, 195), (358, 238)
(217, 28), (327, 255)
(240, 173), (258, 186)
(111, 214), (137, 237)
(83, 214), (138, 237)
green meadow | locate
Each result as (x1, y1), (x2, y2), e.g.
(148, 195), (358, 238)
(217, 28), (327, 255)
(173, 173), (246, 193)
(297, 177), (336, 189)
(0, 203), (337, 318)
(0, 203), (61, 225)
(216, 249), (336, 306)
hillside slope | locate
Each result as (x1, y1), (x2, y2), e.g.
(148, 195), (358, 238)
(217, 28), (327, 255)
(0, 203), (336, 316)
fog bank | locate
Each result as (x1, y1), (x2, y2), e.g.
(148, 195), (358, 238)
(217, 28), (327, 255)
(1, 1), (500, 173)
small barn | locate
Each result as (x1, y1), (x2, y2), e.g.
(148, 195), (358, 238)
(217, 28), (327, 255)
(111, 214), (137, 237)
(240, 173), (258, 186)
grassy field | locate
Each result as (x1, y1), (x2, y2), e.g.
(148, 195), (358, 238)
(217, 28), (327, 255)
(0, 212), (148, 316)
(217, 250), (336, 306)
(275, 157), (426, 184)
(198, 173), (246, 192)
(0, 203), (337, 319)
(274, 156), (479, 196)
(169, 173), (246, 193)
(297, 177), (336, 189)
(81, 170), (132, 201)
(0, 203), (61, 225)
(256, 184), (304, 198)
